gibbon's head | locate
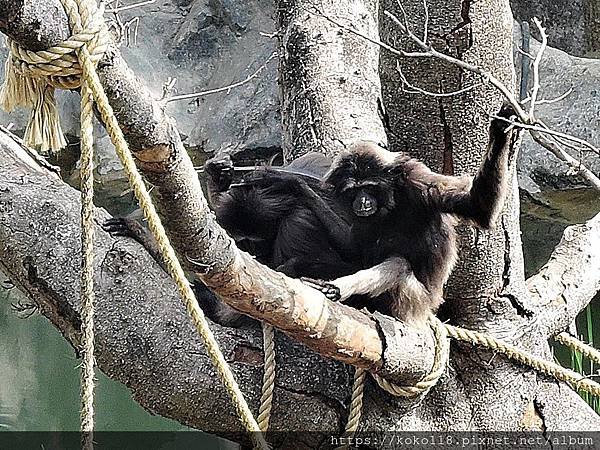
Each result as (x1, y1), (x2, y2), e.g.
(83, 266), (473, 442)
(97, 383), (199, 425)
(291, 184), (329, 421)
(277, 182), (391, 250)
(325, 141), (399, 219)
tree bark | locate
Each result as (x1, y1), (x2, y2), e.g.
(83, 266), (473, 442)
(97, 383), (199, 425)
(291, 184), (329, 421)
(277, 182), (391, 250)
(276, 0), (387, 160)
(0, 0), (444, 381)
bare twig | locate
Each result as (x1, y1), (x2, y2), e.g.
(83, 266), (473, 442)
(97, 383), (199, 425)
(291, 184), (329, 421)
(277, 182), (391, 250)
(396, 61), (482, 97)
(528, 18), (547, 118)
(309, 4), (599, 190)
(105, 0), (155, 13)
(491, 115), (600, 157)
(530, 131), (600, 189)
(164, 53), (277, 104)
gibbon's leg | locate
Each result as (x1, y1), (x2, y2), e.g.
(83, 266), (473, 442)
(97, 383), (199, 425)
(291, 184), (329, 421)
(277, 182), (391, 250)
(303, 257), (429, 303)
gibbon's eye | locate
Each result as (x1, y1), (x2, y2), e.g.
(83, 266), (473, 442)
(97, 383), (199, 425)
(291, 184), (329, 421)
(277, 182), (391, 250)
(352, 189), (378, 217)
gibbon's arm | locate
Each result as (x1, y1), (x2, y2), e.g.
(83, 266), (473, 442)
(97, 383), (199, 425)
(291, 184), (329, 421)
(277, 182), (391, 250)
(307, 257), (429, 303)
(418, 106), (517, 229)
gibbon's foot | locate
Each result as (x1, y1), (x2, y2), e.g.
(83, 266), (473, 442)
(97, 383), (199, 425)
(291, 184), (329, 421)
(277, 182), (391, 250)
(204, 154), (234, 178)
(301, 277), (341, 301)
(103, 217), (140, 238)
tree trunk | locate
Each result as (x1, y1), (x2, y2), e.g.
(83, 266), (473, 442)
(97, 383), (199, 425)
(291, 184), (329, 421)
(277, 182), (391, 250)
(586, 0), (600, 55)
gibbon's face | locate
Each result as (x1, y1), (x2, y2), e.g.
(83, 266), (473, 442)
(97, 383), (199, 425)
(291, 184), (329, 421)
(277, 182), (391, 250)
(327, 147), (397, 219)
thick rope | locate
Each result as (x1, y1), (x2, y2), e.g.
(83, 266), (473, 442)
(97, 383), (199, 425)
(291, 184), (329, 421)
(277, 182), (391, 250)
(446, 324), (600, 397)
(372, 315), (450, 397)
(0, 1), (109, 153)
(555, 332), (600, 366)
(74, 24), (268, 450)
(0, 1), (267, 448)
(71, 2), (97, 448)
(336, 367), (366, 449)
(258, 323), (276, 432)
(79, 78), (96, 450)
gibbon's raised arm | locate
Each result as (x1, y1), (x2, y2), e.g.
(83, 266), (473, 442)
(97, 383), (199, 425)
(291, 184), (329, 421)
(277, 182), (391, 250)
(416, 105), (517, 229)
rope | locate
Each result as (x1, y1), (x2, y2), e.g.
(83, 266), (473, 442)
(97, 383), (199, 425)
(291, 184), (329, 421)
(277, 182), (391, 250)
(258, 323), (276, 432)
(555, 332), (600, 366)
(79, 68), (96, 450)
(5, 0), (600, 442)
(0, 1), (268, 448)
(445, 324), (600, 397)
(335, 367), (366, 449)
(372, 315), (450, 397)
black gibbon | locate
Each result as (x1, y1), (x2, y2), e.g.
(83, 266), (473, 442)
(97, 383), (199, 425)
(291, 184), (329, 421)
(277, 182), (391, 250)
(205, 104), (517, 323)
(106, 105), (516, 324)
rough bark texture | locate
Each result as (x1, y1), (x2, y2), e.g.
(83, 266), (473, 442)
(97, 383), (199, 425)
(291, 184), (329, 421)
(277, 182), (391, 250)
(586, 0), (600, 55)
(374, 0), (599, 433)
(1, 0), (600, 443)
(276, 0), (387, 160)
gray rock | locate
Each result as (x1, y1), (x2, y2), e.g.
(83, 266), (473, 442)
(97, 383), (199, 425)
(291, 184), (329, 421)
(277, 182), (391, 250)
(0, 0), (280, 204)
(515, 25), (600, 192)
(510, 0), (600, 57)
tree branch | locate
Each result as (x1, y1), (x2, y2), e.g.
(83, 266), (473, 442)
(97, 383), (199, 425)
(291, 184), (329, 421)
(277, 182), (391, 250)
(528, 211), (600, 337)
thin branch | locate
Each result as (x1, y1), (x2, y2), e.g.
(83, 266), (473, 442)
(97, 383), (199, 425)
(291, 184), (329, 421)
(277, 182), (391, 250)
(396, 61), (482, 97)
(309, 5), (600, 191)
(164, 53), (277, 104)
(530, 131), (600, 190)
(528, 18), (547, 118)
(105, 0), (156, 13)
(421, 0), (429, 44)
(535, 87), (573, 105)
(491, 115), (600, 157)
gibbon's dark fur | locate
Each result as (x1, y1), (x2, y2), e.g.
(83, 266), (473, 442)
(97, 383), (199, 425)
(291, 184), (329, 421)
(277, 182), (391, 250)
(105, 105), (516, 325)
(205, 105), (517, 323)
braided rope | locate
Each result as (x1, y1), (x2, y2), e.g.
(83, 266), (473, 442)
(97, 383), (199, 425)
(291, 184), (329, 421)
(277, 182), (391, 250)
(258, 323), (276, 432)
(79, 67), (96, 450)
(372, 315), (450, 397)
(73, 21), (269, 450)
(336, 367), (366, 449)
(0, 0), (109, 152)
(555, 332), (600, 365)
(446, 324), (600, 397)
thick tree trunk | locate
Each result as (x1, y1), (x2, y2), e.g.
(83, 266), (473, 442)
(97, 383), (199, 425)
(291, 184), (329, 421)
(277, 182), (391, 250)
(586, 0), (600, 55)
(276, 0), (387, 160)
(377, 0), (599, 432)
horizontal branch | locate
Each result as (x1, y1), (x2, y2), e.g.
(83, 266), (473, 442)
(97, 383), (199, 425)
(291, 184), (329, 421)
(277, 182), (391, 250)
(528, 211), (600, 337)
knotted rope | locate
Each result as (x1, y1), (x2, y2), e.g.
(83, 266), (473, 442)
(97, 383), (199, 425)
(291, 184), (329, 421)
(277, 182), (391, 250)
(0, 0), (109, 153)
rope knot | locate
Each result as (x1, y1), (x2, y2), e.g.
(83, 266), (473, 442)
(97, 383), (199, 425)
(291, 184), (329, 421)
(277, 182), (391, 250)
(0, 0), (110, 153)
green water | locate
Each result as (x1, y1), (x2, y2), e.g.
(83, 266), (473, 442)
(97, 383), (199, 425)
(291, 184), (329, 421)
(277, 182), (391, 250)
(0, 285), (192, 432)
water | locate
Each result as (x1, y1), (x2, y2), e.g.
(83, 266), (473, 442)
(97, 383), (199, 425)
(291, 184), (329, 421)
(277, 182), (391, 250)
(0, 285), (190, 432)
